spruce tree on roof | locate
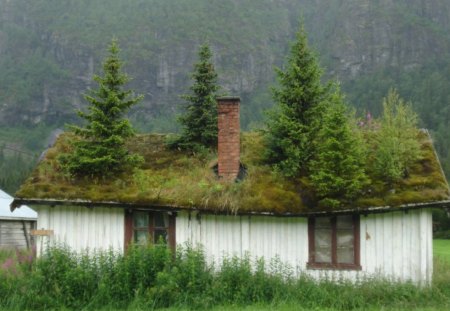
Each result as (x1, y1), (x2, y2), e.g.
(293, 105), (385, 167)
(60, 39), (143, 177)
(173, 43), (220, 151)
(264, 24), (368, 206)
(309, 86), (368, 208)
(264, 25), (328, 177)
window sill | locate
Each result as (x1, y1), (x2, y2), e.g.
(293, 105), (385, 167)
(307, 262), (362, 271)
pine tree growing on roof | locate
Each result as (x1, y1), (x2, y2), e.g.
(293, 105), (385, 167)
(171, 43), (220, 151)
(60, 39), (143, 177)
(309, 86), (368, 208)
(264, 24), (328, 177)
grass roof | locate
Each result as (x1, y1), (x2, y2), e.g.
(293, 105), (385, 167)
(15, 131), (450, 214)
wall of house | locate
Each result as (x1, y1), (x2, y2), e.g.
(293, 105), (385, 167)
(176, 208), (433, 285)
(34, 205), (124, 254)
(33, 205), (433, 284)
(0, 219), (36, 249)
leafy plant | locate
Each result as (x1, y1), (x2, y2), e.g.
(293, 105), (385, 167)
(1, 244), (450, 310)
(373, 89), (421, 183)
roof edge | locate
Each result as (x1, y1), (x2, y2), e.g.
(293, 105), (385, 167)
(11, 198), (450, 217)
(0, 216), (37, 221)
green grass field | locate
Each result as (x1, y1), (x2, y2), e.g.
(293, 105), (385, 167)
(434, 239), (450, 262)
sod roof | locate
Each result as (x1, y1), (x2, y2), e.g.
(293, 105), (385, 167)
(12, 131), (450, 215)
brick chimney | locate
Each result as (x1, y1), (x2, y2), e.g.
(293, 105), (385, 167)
(217, 96), (240, 181)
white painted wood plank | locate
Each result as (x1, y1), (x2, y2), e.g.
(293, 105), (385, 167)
(405, 210), (411, 281)
(384, 213), (394, 278)
(426, 210), (433, 284)
(392, 211), (403, 281)
(410, 210), (420, 283)
(175, 211), (187, 245)
(241, 216), (249, 256)
(419, 209), (427, 285)
(359, 217), (366, 274)
(374, 214), (382, 275)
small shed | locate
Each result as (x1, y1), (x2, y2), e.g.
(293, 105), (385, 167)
(0, 188), (37, 249)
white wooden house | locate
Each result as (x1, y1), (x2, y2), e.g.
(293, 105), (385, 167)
(11, 97), (450, 285)
(0, 188), (37, 249)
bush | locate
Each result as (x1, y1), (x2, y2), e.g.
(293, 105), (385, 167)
(373, 89), (421, 183)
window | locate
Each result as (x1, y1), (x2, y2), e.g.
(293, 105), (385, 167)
(308, 215), (360, 270)
(125, 210), (176, 250)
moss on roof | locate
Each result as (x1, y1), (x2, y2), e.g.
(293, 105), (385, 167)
(15, 131), (450, 214)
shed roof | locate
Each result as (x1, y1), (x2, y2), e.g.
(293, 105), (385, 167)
(0, 189), (37, 220)
(12, 131), (450, 215)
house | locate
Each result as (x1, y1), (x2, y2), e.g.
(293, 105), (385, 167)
(11, 97), (450, 285)
(0, 188), (37, 249)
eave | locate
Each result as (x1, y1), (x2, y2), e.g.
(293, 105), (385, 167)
(11, 197), (450, 217)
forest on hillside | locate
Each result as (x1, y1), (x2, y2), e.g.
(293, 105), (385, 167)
(1, 0), (450, 192)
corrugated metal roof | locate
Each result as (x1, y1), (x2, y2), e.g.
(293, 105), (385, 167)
(0, 189), (37, 220)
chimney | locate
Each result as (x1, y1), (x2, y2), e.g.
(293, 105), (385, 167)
(217, 96), (240, 181)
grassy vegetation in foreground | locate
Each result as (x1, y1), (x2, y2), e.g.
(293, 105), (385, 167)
(0, 243), (450, 311)
(434, 239), (450, 263)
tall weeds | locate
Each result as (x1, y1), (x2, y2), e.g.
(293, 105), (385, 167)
(0, 245), (449, 310)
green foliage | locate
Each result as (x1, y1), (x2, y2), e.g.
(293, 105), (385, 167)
(433, 210), (450, 239)
(59, 40), (143, 177)
(309, 88), (368, 208)
(264, 25), (328, 177)
(2, 0), (450, 186)
(16, 131), (449, 214)
(372, 89), (421, 183)
(171, 44), (220, 151)
(1, 245), (450, 310)
(434, 239), (450, 261)
(0, 150), (37, 193)
(264, 25), (368, 206)
(147, 245), (213, 309)
(0, 125), (50, 193)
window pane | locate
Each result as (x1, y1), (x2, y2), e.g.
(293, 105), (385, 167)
(316, 247), (332, 263)
(336, 215), (353, 229)
(315, 217), (331, 228)
(337, 229), (354, 247)
(134, 230), (149, 244)
(337, 216), (355, 264)
(154, 229), (168, 244)
(337, 247), (354, 264)
(154, 212), (169, 228)
(134, 212), (149, 228)
(315, 228), (332, 263)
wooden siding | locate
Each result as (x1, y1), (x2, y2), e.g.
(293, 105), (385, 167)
(176, 209), (433, 285)
(177, 212), (309, 268)
(34, 205), (124, 254)
(33, 205), (433, 284)
(0, 220), (35, 249)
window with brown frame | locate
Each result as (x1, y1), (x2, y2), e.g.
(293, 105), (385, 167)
(308, 215), (361, 270)
(125, 210), (176, 250)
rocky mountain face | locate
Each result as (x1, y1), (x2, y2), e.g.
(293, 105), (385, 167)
(316, 0), (450, 76)
(0, 0), (449, 135)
